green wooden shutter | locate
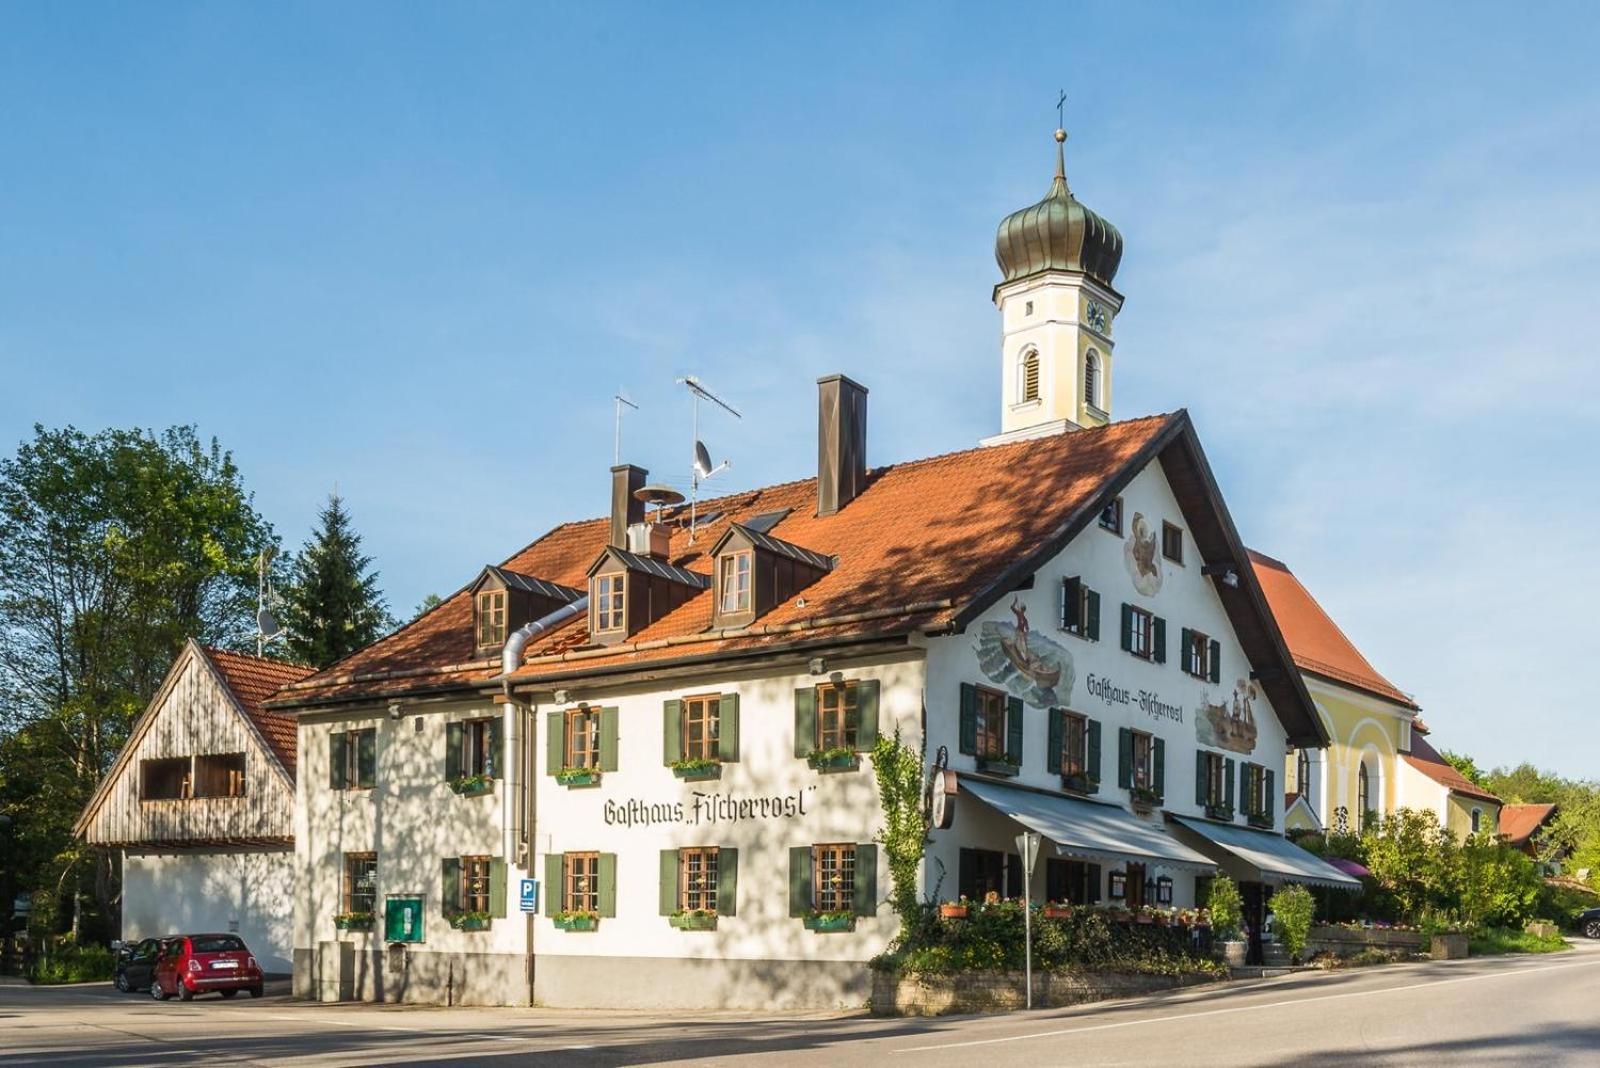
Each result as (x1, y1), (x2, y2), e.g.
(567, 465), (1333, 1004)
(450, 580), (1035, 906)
(853, 844), (878, 917)
(1181, 628), (1194, 674)
(441, 857), (461, 916)
(357, 729), (376, 788)
(1152, 617), (1167, 664)
(445, 722), (463, 781)
(718, 848), (738, 917)
(1209, 639), (1222, 684)
(1227, 759), (1238, 814)
(599, 707), (619, 772)
(487, 717), (503, 779)
(1087, 719), (1102, 786)
(794, 687), (816, 758)
(488, 858), (506, 918)
(718, 693), (740, 762)
(1153, 737), (1166, 798)
(1265, 768), (1276, 820)
(1089, 863), (1103, 903)
(662, 699), (681, 765)
(1086, 590), (1101, 642)
(1117, 727), (1133, 788)
(1062, 576), (1081, 629)
(1046, 709), (1063, 775)
(597, 853), (617, 917)
(329, 732), (347, 789)
(659, 849), (679, 915)
(1196, 750), (1209, 806)
(789, 846), (813, 916)
(544, 853), (563, 914)
(1005, 696), (1024, 766)
(959, 683), (978, 755)
(855, 679), (880, 750)
(1120, 603), (1133, 652)
(546, 712), (563, 775)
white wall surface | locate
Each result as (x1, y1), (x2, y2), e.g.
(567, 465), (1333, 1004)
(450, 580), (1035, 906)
(123, 848), (294, 973)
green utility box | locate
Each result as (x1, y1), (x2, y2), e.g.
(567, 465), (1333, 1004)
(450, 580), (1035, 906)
(385, 896), (424, 943)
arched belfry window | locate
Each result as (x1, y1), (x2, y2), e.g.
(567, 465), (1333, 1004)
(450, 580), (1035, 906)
(1019, 349), (1040, 403)
(1084, 350), (1101, 410)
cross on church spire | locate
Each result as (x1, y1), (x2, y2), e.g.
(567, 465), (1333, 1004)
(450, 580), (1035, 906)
(1054, 90), (1068, 182)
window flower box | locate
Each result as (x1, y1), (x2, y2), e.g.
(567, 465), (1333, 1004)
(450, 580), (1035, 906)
(552, 911), (599, 932)
(803, 911), (856, 933)
(333, 912), (374, 931)
(670, 759), (722, 782)
(1061, 772), (1100, 795)
(556, 766), (602, 788)
(449, 774), (494, 797)
(1246, 812), (1273, 830)
(977, 757), (1021, 778)
(1130, 785), (1163, 809)
(1041, 904), (1073, 920)
(1205, 804), (1235, 822)
(938, 901), (971, 920)
(447, 911), (492, 932)
(668, 910), (718, 931)
(806, 748), (859, 773)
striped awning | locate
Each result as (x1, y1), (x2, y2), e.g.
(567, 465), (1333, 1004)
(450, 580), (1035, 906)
(1170, 816), (1363, 890)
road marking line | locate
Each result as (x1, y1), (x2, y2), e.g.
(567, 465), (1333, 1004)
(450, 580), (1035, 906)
(890, 956), (1600, 1053)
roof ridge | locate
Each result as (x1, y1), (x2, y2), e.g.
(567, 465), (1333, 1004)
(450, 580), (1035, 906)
(200, 644), (313, 674)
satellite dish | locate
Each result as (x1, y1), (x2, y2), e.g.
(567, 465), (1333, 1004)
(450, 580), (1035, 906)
(634, 484), (686, 507)
(257, 608), (280, 639)
(694, 440), (714, 479)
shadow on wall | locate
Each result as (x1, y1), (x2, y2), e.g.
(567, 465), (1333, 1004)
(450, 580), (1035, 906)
(124, 847), (294, 973)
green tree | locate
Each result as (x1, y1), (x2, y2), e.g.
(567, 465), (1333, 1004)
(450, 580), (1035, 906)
(1458, 834), (1542, 927)
(1441, 750), (1489, 789)
(279, 494), (392, 669)
(1207, 875), (1244, 940)
(414, 593), (444, 619)
(0, 424), (273, 944)
(1271, 883), (1315, 963)
(1362, 808), (1456, 922)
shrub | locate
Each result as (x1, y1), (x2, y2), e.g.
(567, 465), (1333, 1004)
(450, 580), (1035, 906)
(1208, 875), (1244, 940)
(1458, 836), (1543, 927)
(28, 943), (114, 985)
(1272, 884), (1315, 963)
(1467, 926), (1568, 956)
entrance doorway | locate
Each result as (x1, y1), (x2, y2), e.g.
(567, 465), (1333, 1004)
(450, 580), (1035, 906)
(1241, 881), (1266, 965)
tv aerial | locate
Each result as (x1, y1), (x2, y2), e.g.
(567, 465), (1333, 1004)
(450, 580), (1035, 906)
(612, 392), (639, 466)
(676, 375), (741, 541)
(256, 547), (284, 656)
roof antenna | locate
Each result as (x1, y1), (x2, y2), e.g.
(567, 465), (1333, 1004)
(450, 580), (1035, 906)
(612, 392), (639, 466)
(256, 548), (283, 657)
(675, 375), (741, 542)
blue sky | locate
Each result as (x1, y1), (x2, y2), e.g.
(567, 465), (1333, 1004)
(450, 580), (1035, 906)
(3, 3), (1597, 777)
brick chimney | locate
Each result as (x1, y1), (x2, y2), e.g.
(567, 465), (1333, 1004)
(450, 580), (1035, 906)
(610, 464), (647, 549)
(817, 374), (868, 516)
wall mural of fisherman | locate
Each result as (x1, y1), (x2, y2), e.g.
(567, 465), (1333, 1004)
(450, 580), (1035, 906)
(1195, 678), (1261, 755)
(1124, 512), (1163, 596)
(975, 598), (1074, 708)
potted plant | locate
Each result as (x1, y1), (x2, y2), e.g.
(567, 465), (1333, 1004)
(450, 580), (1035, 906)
(668, 909), (718, 931)
(448, 910), (492, 932)
(938, 898), (971, 920)
(670, 757), (722, 781)
(449, 773), (493, 796)
(1247, 811), (1274, 830)
(806, 746), (859, 772)
(1205, 803), (1234, 821)
(556, 765), (602, 787)
(1135, 907), (1156, 925)
(1041, 901), (1073, 920)
(552, 909), (599, 932)
(976, 756), (1020, 777)
(1208, 875), (1247, 967)
(803, 909), (855, 933)
(333, 911), (374, 931)
(1062, 771), (1100, 795)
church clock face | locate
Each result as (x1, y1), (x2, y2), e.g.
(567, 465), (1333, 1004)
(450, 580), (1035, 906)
(1085, 300), (1109, 333)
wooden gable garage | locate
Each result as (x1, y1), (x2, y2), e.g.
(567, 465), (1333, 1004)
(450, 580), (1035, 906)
(74, 640), (312, 974)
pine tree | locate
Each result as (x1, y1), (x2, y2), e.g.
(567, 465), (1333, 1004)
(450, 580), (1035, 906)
(280, 494), (392, 668)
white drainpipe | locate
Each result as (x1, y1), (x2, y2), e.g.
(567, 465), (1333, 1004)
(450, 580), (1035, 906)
(501, 597), (588, 866)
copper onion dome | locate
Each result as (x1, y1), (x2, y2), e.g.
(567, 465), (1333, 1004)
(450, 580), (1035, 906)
(995, 129), (1123, 289)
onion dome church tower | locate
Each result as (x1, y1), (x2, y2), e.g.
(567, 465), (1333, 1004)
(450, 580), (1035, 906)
(984, 127), (1125, 444)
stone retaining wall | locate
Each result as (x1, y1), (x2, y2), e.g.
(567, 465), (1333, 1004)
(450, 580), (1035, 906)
(1306, 925), (1423, 958)
(870, 969), (1220, 1016)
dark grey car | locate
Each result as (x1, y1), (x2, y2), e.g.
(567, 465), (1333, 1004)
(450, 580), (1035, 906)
(1579, 907), (1600, 940)
(113, 937), (168, 993)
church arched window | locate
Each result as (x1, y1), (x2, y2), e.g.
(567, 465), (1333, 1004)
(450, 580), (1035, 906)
(1084, 350), (1101, 409)
(1019, 349), (1040, 403)
(1357, 762), (1371, 832)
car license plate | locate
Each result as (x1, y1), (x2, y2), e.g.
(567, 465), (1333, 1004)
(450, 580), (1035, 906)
(213, 961), (238, 969)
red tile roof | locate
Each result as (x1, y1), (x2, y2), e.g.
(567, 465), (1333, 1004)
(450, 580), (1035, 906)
(1402, 732), (1501, 804)
(1248, 550), (1418, 710)
(1498, 803), (1557, 846)
(201, 647), (315, 774)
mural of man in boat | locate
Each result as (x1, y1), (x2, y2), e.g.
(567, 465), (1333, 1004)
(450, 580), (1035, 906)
(1124, 511), (1163, 597)
(1195, 678), (1260, 755)
(975, 598), (1074, 708)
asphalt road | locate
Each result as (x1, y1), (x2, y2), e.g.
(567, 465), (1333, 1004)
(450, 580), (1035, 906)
(3, 940), (1597, 1067)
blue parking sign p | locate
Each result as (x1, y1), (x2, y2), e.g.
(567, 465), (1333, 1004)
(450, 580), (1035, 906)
(519, 878), (539, 913)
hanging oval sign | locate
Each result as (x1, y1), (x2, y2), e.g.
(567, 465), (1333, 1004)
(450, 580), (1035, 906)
(928, 767), (957, 831)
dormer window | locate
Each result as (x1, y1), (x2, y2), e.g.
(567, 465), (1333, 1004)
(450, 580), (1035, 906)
(719, 551), (752, 614)
(477, 590), (507, 650)
(594, 574), (625, 633)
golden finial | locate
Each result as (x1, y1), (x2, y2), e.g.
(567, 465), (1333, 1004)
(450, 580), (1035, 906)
(1054, 91), (1069, 182)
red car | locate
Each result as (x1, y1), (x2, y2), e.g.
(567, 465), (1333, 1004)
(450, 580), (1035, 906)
(150, 934), (264, 1001)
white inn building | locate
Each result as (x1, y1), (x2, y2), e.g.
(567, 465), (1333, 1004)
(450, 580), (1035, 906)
(265, 129), (1358, 1008)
